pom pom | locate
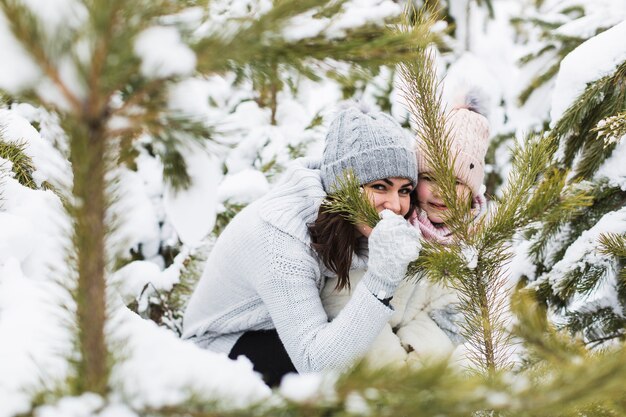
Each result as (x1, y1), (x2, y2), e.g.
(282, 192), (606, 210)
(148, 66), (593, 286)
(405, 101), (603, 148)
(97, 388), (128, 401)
(336, 100), (373, 115)
(448, 86), (490, 119)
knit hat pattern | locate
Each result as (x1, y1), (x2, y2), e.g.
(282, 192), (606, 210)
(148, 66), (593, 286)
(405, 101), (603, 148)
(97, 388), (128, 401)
(321, 105), (418, 192)
(416, 91), (490, 196)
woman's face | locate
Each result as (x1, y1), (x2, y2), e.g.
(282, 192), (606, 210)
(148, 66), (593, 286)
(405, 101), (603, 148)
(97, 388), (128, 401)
(356, 177), (414, 237)
(416, 173), (471, 224)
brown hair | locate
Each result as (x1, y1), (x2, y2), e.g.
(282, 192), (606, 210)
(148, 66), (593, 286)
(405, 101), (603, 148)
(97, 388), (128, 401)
(308, 190), (418, 291)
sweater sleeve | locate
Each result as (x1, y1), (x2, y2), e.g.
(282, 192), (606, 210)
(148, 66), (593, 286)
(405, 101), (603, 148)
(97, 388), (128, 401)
(254, 229), (394, 373)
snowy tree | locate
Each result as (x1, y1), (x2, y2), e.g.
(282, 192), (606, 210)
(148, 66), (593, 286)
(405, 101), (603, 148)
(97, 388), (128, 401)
(513, 0), (626, 110)
(0, 0), (434, 406)
(2, 1), (626, 416)
(525, 19), (626, 347)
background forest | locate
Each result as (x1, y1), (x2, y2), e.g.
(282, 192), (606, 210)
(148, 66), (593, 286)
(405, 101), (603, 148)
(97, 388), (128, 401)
(0, 0), (625, 416)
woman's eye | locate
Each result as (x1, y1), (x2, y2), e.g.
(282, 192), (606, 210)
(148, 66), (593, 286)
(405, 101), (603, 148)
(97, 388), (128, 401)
(370, 184), (385, 191)
(399, 188), (413, 195)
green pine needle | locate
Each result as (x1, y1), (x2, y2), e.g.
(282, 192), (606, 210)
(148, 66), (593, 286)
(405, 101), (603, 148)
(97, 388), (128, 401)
(598, 232), (626, 258)
(324, 169), (380, 229)
(593, 112), (626, 148)
(0, 139), (37, 189)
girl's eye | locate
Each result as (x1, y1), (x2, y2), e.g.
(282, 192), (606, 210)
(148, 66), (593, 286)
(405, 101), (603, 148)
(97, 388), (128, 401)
(421, 175), (432, 182)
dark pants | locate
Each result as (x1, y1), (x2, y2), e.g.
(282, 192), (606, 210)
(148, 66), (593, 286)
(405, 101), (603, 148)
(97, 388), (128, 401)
(228, 329), (298, 387)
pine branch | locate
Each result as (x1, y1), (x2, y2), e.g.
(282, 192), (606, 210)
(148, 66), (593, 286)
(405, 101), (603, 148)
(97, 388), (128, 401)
(598, 232), (626, 259)
(323, 169), (380, 229)
(475, 0), (495, 18)
(593, 111), (626, 147)
(553, 61), (626, 180)
(396, 4), (520, 375)
(193, 0), (434, 75)
(515, 3), (614, 107)
(0, 0), (82, 112)
(526, 174), (593, 262)
(529, 181), (626, 273)
(565, 307), (626, 347)
(397, 4), (469, 239)
(0, 138), (37, 189)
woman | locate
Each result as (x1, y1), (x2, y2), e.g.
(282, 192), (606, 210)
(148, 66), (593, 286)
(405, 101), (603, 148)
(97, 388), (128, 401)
(182, 105), (422, 386)
(322, 91), (491, 368)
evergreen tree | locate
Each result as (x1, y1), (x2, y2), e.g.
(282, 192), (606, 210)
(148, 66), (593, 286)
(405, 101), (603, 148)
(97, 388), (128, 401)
(0, 0), (434, 406)
(526, 59), (626, 346)
(2, 1), (626, 416)
(513, 0), (623, 108)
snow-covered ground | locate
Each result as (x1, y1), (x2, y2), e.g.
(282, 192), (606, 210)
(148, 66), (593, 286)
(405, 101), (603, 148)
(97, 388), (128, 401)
(1, 0), (626, 415)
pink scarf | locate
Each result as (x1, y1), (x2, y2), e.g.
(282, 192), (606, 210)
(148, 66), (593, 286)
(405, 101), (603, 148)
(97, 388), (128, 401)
(409, 193), (487, 245)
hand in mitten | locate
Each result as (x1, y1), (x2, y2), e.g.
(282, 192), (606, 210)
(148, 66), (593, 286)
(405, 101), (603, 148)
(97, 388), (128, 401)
(364, 209), (422, 299)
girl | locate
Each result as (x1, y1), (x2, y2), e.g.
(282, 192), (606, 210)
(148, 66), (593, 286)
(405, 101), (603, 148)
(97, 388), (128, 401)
(412, 91), (489, 245)
(401, 92), (490, 364)
(322, 92), (490, 368)
(182, 105), (422, 386)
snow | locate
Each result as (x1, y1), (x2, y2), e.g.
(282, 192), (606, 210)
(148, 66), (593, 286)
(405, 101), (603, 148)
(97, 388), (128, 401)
(168, 78), (213, 120)
(550, 19), (626, 124)
(279, 373), (324, 403)
(0, 259), (72, 417)
(0, 213), (35, 262)
(218, 169), (269, 204)
(134, 26), (196, 79)
(282, 11), (329, 42)
(553, 0), (626, 39)
(36, 394), (104, 417)
(1, 0), (626, 413)
(283, 0), (401, 41)
(460, 244), (479, 270)
(19, 0), (87, 33)
(543, 206), (626, 299)
(110, 168), (161, 259)
(202, 0), (399, 42)
(0, 109), (72, 188)
(163, 143), (222, 246)
(109, 307), (271, 410)
(595, 137), (626, 190)
(112, 260), (163, 305)
(0, 11), (41, 94)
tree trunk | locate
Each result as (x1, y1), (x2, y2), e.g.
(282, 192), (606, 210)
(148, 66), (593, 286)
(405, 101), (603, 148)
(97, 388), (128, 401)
(71, 116), (109, 395)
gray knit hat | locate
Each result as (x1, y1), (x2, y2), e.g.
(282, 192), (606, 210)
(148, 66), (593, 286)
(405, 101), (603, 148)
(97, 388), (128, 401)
(321, 105), (418, 192)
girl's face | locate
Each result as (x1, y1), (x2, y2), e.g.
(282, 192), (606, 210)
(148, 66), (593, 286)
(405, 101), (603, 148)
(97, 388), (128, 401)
(356, 177), (414, 237)
(416, 173), (472, 224)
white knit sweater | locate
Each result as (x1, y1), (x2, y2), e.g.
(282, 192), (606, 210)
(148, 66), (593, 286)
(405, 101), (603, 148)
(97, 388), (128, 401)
(182, 159), (395, 373)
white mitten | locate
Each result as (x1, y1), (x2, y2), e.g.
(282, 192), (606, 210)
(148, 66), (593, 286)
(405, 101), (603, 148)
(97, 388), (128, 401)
(363, 209), (422, 300)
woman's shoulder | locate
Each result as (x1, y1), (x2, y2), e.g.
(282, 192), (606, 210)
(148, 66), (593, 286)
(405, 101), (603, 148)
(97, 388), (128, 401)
(257, 159), (326, 244)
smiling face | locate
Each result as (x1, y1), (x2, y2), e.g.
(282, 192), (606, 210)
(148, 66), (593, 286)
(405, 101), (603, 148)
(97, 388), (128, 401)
(363, 177), (414, 216)
(416, 173), (472, 225)
(355, 177), (414, 237)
